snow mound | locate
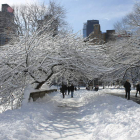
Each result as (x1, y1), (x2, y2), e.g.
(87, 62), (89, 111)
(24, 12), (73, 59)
(0, 88), (140, 140)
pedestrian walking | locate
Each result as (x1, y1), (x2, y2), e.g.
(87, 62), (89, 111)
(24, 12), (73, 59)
(94, 85), (99, 91)
(78, 85), (80, 90)
(67, 85), (71, 95)
(70, 84), (74, 98)
(124, 80), (131, 100)
(64, 84), (67, 95)
(135, 82), (140, 97)
(60, 83), (66, 98)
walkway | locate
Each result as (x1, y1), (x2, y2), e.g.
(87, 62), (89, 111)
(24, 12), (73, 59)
(108, 93), (140, 104)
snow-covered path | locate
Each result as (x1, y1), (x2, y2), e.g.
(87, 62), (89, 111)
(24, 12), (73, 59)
(1, 88), (140, 140)
(43, 104), (88, 140)
(0, 89), (92, 140)
(37, 89), (92, 140)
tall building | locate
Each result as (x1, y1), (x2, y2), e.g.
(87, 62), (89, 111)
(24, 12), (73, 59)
(85, 23), (115, 44)
(0, 4), (14, 45)
(83, 20), (99, 38)
(106, 30), (115, 42)
(88, 24), (106, 44)
(83, 23), (87, 38)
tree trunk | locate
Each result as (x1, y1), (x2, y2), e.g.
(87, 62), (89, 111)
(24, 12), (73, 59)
(35, 71), (53, 89)
(35, 81), (46, 89)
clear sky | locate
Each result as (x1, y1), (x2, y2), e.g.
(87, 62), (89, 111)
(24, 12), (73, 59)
(0, 0), (138, 33)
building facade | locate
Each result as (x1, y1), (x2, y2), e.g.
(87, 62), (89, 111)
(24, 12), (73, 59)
(105, 30), (115, 42)
(83, 20), (99, 38)
(88, 24), (106, 44)
(83, 19), (115, 44)
(83, 23), (87, 38)
(0, 4), (14, 45)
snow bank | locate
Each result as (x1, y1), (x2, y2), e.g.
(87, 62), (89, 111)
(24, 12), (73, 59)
(22, 85), (35, 106)
(0, 88), (140, 140)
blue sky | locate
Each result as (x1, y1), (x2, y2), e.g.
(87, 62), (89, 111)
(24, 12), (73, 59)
(0, 0), (138, 33)
(59, 0), (137, 33)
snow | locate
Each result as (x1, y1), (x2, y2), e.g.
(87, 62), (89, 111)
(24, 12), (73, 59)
(0, 87), (140, 140)
(22, 85), (34, 106)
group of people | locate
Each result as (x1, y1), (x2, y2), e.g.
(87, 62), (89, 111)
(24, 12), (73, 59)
(86, 85), (99, 91)
(60, 84), (75, 98)
(124, 80), (140, 100)
(60, 80), (140, 100)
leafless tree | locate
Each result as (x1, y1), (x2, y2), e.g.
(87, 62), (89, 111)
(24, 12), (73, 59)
(114, 2), (140, 36)
(12, 1), (67, 37)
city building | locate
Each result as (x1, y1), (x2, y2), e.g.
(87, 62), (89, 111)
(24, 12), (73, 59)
(0, 4), (15, 45)
(105, 30), (115, 42)
(83, 23), (87, 38)
(88, 24), (106, 44)
(83, 20), (99, 38)
(83, 19), (115, 44)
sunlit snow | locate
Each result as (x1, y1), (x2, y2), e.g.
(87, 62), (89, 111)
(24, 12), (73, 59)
(0, 87), (139, 140)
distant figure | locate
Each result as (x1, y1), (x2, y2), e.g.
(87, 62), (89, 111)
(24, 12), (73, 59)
(64, 84), (67, 95)
(78, 86), (80, 90)
(135, 82), (140, 97)
(60, 84), (67, 98)
(124, 80), (131, 100)
(94, 85), (99, 91)
(70, 84), (74, 98)
(86, 86), (89, 90)
(67, 85), (71, 95)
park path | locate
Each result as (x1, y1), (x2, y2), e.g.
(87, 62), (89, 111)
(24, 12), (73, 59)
(107, 92), (140, 104)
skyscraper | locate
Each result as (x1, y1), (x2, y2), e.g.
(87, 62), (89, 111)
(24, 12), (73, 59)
(83, 20), (99, 38)
(83, 23), (87, 38)
(0, 4), (14, 45)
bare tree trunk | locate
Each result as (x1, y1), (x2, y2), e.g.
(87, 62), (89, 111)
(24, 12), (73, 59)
(35, 71), (53, 89)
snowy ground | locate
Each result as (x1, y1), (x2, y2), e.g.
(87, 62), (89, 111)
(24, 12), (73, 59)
(0, 87), (140, 140)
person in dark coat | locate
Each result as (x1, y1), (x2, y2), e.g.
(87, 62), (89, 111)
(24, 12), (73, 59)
(124, 80), (131, 100)
(94, 85), (99, 91)
(63, 84), (67, 95)
(135, 82), (140, 97)
(70, 84), (74, 98)
(67, 85), (71, 95)
(60, 84), (66, 98)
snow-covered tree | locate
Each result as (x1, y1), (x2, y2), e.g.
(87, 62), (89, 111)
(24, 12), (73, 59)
(114, 2), (140, 35)
(12, 1), (67, 36)
(101, 34), (140, 85)
(0, 10), (113, 110)
(102, 2), (140, 85)
(3, 1), (140, 111)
